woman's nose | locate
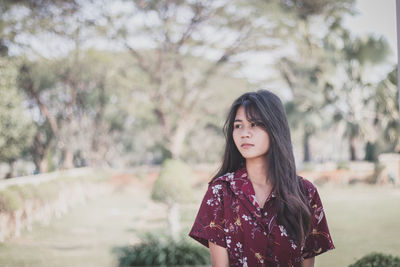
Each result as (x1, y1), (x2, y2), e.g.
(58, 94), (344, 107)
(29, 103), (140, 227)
(241, 127), (252, 138)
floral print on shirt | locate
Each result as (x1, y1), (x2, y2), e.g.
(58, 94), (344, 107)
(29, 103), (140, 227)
(189, 165), (335, 267)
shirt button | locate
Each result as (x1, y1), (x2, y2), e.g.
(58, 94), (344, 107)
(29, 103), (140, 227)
(263, 232), (267, 236)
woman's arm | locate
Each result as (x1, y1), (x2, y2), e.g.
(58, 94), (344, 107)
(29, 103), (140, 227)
(209, 241), (229, 267)
(301, 257), (315, 267)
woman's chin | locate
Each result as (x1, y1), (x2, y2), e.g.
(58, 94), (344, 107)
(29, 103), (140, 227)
(242, 154), (262, 160)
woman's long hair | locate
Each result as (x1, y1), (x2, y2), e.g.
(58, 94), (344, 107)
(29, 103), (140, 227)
(211, 89), (311, 245)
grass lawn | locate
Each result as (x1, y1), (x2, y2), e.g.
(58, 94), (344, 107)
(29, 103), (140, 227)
(0, 175), (399, 267)
(0, 185), (150, 267)
(312, 184), (400, 267)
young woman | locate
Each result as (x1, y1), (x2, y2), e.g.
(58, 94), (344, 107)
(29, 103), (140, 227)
(189, 90), (334, 267)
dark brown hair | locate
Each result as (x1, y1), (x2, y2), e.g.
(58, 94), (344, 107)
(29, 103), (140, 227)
(211, 89), (311, 245)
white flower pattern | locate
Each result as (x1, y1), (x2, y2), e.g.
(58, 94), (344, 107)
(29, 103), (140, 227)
(279, 225), (288, 237)
(189, 167), (335, 267)
(239, 256), (248, 267)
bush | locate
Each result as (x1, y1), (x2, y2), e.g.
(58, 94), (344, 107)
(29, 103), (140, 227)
(0, 189), (22, 212)
(151, 159), (194, 204)
(369, 163), (385, 184)
(7, 185), (36, 200)
(114, 233), (210, 266)
(349, 252), (400, 267)
(337, 161), (350, 170)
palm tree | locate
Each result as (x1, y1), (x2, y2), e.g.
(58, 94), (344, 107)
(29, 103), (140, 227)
(322, 19), (391, 160)
(277, 20), (338, 162)
(374, 67), (400, 153)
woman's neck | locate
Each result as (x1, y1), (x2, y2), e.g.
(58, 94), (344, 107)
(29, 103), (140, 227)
(245, 158), (270, 186)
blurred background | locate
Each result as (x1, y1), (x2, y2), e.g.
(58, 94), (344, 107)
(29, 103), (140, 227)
(0, 0), (398, 266)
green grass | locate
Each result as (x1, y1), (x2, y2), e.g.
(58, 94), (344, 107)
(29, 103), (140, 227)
(0, 182), (399, 267)
(0, 187), (149, 267)
(315, 184), (400, 267)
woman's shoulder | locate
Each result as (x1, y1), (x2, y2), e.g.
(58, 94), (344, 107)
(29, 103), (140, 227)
(200, 172), (235, 202)
(298, 175), (319, 196)
(208, 171), (236, 186)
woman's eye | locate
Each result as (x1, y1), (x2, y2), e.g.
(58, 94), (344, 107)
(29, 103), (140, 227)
(234, 124), (241, 129)
(251, 122), (257, 127)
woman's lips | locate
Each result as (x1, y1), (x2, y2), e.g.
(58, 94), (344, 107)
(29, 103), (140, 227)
(241, 144), (254, 148)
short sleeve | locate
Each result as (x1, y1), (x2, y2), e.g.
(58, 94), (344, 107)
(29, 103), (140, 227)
(302, 181), (335, 259)
(188, 181), (227, 248)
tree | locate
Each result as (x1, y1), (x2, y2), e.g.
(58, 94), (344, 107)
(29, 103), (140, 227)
(0, 57), (34, 177)
(0, 0), (92, 171)
(100, 0), (286, 160)
(373, 66), (399, 154)
(17, 49), (125, 171)
(151, 159), (194, 241)
(322, 20), (391, 160)
(0, 0), (79, 56)
(276, 0), (356, 162)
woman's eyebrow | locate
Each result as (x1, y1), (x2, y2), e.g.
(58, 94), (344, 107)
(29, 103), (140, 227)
(234, 119), (242, 122)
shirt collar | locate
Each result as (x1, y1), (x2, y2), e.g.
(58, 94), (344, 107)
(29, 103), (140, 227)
(213, 164), (277, 208)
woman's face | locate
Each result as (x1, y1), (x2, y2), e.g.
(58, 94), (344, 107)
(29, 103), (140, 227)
(233, 105), (270, 161)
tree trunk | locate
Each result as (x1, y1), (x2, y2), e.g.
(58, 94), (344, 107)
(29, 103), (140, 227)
(39, 159), (48, 173)
(167, 202), (181, 242)
(303, 129), (311, 162)
(5, 160), (15, 179)
(33, 151), (49, 174)
(169, 121), (188, 159)
(62, 149), (74, 169)
(349, 135), (357, 161)
(32, 130), (53, 173)
(21, 70), (59, 137)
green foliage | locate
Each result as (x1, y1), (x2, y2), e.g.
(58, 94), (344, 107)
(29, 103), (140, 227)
(323, 22), (392, 160)
(7, 184), (36, 200)
(368, 162), (385, 184)
(344, 36), (391, 65)
(375, 66), (399, 153)
(0, 0), (79, 57)
(337, 161), (350, 170)
(0, 58), (35, 163)
(113, 233), (210, 266)
(349, 252), (400, 267)
(0, 189), (22, 212)
(0, 170), (111, 213)
(278, 0), (356, 20)
(151, 159), (194, 205)
(0, 0), (396, 168)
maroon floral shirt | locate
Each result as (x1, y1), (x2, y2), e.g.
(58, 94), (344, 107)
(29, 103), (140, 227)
(189, 165), (335, 267)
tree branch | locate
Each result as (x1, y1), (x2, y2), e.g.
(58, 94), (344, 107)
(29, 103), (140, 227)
(20, 65), (59, 137)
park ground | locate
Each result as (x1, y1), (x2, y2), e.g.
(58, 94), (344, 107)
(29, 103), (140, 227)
(0, 171), (399, 267)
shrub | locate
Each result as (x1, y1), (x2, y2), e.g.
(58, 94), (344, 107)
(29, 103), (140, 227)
(349, 252), (400, 267)
(114, 233), (210, 266)
(369, 163), (385, 184)
(151, 159), (194, 204)
(337, 161), (350, 170)
(0, 189), (22, 212)
(7, 185), (36, 200)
